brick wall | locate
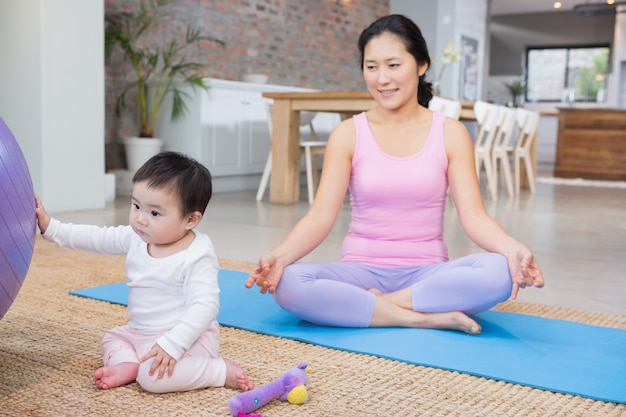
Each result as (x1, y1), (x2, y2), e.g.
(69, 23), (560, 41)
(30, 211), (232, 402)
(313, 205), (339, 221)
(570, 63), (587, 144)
(104, 0), (389, 169)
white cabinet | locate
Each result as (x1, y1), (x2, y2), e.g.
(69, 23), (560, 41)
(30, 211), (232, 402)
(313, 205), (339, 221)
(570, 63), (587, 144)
(200, 87), (268, 176)
(157, 78), (341, 191)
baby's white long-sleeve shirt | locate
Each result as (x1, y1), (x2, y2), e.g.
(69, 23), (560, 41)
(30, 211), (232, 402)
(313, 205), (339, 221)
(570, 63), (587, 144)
(43, 219), (220, 361)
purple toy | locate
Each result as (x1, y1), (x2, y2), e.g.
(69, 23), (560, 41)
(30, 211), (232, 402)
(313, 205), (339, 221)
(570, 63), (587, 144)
(0, 116), (36, 319)
(228, 362), (311, 416)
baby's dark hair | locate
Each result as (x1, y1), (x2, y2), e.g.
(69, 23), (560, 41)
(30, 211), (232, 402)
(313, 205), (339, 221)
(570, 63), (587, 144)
(132, 151), (212, 217)
(357, 14), (433, 107)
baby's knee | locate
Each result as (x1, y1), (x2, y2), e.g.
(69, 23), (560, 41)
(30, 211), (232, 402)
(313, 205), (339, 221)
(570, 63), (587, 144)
(135, 363), (170, 394)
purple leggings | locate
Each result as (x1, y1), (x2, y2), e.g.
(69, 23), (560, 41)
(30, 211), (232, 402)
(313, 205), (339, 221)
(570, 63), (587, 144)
(273, 253), (512, 327)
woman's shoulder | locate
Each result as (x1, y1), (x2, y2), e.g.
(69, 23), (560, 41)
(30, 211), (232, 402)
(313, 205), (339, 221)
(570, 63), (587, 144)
(329, 113), (358, 141)
(441, 114), (473, 155)
(335, 113), (359, 130)
(439, 113), (469, 136)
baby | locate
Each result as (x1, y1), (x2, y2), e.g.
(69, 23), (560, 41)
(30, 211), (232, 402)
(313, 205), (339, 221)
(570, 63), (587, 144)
(36, 151), (253, 394)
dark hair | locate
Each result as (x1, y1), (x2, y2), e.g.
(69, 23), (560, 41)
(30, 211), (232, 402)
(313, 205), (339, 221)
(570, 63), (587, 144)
(357, 14), (433, 107)
(132, 151), (212, 217)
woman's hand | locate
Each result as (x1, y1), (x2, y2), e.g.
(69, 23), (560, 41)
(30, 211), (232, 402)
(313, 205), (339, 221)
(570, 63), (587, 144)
(245, 255), (286, 294)
(140, 344), (177, 378)
(507, 246), (545, 299)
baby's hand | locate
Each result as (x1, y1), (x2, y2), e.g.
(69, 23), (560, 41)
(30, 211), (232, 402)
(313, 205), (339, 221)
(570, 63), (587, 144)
(140, 343), (177, 378)
(34, 195), (50, 234)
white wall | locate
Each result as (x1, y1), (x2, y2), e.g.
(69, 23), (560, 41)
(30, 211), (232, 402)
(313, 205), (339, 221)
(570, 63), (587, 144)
(0, 0), (105, 212)
(0, 1), (43, 191)
(453, 0), (488, 101)
(390, 0), (489, 100)
(390, 0), (438, 50)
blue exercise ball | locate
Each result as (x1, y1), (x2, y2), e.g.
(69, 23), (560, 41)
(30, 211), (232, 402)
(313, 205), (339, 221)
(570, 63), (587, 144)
(0, 116), (36, 319)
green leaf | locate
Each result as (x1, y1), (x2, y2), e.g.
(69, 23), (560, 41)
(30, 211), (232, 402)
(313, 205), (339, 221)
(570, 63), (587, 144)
(105, 0), (224, 137)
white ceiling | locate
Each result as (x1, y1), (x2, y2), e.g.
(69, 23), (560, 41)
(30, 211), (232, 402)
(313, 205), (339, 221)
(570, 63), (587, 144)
(490, 0), (592, 16)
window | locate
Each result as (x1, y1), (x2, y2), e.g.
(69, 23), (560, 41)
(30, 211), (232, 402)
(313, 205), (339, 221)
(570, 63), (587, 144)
(525, 45), (610, 103)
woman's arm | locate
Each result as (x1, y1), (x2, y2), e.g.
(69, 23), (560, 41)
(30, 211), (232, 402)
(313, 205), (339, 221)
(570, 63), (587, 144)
(444, 119), (544, 298)
(246, 118), (356, 293)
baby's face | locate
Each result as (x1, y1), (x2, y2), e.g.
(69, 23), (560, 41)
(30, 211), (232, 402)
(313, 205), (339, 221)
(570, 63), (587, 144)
(129, 181), (187, 246)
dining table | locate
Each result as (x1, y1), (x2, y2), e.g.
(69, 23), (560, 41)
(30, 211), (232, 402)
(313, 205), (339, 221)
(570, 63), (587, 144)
(261, 90), (477, 204)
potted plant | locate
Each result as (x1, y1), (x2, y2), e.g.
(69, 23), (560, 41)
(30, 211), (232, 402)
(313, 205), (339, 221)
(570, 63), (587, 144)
(504, 80), (526, 107)
(105, 0), (224, 171)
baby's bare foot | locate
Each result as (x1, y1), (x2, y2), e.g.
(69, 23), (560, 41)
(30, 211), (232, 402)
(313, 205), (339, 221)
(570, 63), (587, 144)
(224, 358), (254, 391)
(93, 362), (139, 389)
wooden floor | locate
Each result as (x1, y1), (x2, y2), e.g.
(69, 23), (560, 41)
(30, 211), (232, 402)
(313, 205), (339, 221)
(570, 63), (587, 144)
(51, 175), (626, 316)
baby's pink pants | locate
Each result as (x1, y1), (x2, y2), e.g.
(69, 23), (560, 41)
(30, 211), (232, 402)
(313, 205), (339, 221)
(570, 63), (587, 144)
(100, 320), (225, 393)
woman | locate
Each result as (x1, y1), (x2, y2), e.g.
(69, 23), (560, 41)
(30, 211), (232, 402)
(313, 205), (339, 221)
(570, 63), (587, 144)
(246, 14), (544, 334)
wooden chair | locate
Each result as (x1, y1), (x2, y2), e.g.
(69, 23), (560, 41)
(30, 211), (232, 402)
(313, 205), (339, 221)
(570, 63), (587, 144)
(509, 108), (540, 194)
(256, 102), (327, 204)
(491, 106), (517, 197)
(473, 101), (501, 200)
(428, 96), (462, 120)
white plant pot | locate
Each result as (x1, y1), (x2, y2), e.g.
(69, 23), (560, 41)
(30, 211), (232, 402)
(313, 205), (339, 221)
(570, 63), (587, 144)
(123, 136), (163, 172)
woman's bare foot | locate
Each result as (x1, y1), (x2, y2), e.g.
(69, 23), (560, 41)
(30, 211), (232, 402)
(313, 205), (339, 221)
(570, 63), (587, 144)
(93, 362), (139, 389)
(224, 358), (254, 391)
(370, 292), (481, 334)
(416, 310), (481, 335)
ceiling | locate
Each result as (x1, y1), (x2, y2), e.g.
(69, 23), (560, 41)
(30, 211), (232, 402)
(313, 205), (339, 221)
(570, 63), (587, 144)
(490, 0), (603, 16)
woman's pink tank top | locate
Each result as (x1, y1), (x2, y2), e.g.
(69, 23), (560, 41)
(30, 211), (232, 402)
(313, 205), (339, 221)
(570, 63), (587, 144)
(340, 111), (450, 267)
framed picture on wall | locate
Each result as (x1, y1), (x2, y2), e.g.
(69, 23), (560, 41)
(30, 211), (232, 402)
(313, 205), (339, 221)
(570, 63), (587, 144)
(459, 36), (479, 101)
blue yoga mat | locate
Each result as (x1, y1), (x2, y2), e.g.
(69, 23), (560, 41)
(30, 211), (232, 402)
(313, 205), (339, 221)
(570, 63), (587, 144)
(70, 269), (626, 404)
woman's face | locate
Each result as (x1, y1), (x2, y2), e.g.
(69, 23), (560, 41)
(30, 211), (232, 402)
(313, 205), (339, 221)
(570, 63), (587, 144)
(362, 32), (428, 110)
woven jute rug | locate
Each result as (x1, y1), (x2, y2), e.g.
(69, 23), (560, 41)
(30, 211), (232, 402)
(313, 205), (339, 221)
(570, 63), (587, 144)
(1, 237), (625, 417)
